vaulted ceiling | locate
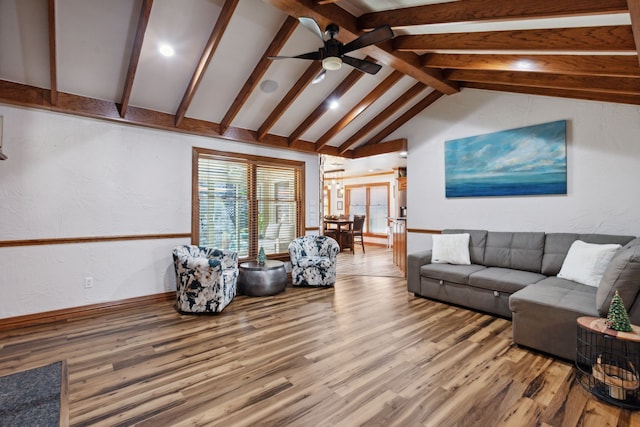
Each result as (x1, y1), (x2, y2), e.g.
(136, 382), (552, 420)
(1, 0), (639, 159)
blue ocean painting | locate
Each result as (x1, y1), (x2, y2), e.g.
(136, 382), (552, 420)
(445, 120), (567, 197)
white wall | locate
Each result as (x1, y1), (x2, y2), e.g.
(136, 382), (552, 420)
(0, 105), (320, 318)
(402, 89), (640, 254)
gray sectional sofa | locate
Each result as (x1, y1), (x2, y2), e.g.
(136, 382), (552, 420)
(407, 229), (640, 361)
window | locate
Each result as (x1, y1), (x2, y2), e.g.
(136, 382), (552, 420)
(194, 148), (304, 259)
(345, 183), (389, 235)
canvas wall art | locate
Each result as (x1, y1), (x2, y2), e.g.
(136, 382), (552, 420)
(445, 120), (567, 197)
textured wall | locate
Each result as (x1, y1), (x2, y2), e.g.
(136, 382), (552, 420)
(402, 89), (640, 254)
(0, 105), (319, 318)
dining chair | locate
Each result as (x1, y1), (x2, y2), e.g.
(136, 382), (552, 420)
(349, 215), (366, 254)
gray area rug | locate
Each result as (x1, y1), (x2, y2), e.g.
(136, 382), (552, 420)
(0, 361), (64, 427)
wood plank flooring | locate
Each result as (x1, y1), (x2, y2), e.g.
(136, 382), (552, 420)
(1, 247), (639, 426)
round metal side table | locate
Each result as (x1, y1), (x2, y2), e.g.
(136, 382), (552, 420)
(238, 260), (287, 296)
(576, 316), (640, 409)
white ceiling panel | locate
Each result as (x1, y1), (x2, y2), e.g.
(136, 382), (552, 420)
(185, 1), (287, 123)
(56, 0), (142, 102)
(128, 0), (224, 114)
(0, 0), (50, 88)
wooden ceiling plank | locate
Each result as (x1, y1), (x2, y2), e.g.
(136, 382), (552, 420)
(628, 0), (640, 66)
(365, 91), (444, 146)
(219, 16), (298, 135)
(394, 26), (636, 52)
(423, 53), (640, 78)
(464, 81), (640, 105)
(352, 138), (407, 159)
(338, 82), (426, 153)
(119, 0), (153, 118)
(262, 0), (458, 94)
(448, 69), (640, 94)
(257, 62), (323, 141)
(47, 0), (57, 106)
(288, 65), (366, 145)
(175, 0), (239, 128)
(315, 70), (404, 151)
(358, 0), (629, 29)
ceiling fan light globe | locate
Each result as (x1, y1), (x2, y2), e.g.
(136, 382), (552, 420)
(322, 57), (342, 71)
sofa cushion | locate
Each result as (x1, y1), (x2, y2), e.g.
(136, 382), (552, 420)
(622, 237), (640, 250)
(420, 263), (486, 285)
(469, 267), (546, 294)
(509, 277), (598, 317)
(541, 233), (579, 276)
(542, 233), (635, 276)
(443, 229), (487, 265)
(431, 233), (470, 265)
(510, 278), (599, 361)
(483, 232), (545, 273)
(557, 240), (621, 287)
(596, 245), (640, 317)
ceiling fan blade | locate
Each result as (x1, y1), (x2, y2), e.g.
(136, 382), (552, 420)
(299, 17), (324, 41)
(342, 56), (382, 75)
(343, 25), (394, 54)
(268, 51), (321, 61)
(311, 69), (326, 84)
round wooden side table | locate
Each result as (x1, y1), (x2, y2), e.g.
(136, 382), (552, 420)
(576, 316), (640, 409)
(238, 260), (287, 296)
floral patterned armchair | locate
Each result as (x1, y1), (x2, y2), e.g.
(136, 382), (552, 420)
(288, 235), (340, 287)
(172, 245), (238, 313)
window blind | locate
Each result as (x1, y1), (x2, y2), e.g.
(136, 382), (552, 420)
(195, 148), (304, 259)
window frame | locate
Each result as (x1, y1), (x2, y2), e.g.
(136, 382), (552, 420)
(192, 147), (305, 261)
(345, 182), (390, 237)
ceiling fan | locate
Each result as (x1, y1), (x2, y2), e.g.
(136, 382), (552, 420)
(269, 17), (394, 84)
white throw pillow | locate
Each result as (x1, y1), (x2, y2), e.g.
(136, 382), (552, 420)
(557, 240), (622, 287)
(431, 233), (471, 265)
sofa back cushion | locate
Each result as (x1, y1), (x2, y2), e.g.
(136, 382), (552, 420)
(596, 245), (640, 317)
(542, 233), (635, 276)
(483, 231), (545, 273)
(443, 229), (487, 265)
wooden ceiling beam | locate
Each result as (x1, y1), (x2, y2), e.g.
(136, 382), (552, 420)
(352, 138), (407, 159)
(219, 16), (298, 135)
(359, 0), (629, 30)
(423, 53), (640, 77)
(315, 70), (404, 151)
(394, 26), (636, 52)
(364, 91), (444, 146)
(47, 0), (57, 106)
(628, 0), (640, 67)
(119, 0), (153, 118)
(257, 62), (323, 141)
(463, 81), (640, 105)
(448, 69), (640, 94)
(262, 0), (458, 94)
(338, 82), (426, 154)
(288, 64), (366, 145)
(175, 0), (239, 127)
(0, 79), (337, 156)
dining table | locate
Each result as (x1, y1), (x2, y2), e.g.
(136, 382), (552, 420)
(323, 218), (354, 252)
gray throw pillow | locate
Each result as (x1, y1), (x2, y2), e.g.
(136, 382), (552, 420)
(596, 245), (640, 317)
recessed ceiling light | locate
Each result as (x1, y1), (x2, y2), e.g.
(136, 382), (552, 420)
(329, 100), (339, 110)
(260, 80), (278, 93)
(158, 43), (175, 57)
(399, 151), (408, 157)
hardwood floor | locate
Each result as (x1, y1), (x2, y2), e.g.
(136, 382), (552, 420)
(1, 247), (639, 426)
